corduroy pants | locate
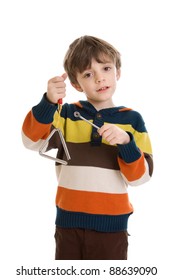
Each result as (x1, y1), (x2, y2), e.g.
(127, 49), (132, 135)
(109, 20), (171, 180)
(54, 227), (128, 260)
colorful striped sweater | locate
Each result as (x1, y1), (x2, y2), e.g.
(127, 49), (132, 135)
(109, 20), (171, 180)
(22, 94), (153, 232)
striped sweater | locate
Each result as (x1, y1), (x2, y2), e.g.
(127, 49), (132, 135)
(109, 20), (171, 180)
(22, 94), (153, 232)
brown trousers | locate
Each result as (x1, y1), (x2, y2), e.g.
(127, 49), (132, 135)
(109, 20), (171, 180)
(54, 227), (128, 260)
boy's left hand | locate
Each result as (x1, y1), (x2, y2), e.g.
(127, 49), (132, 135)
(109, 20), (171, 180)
(98, 124), (130, 145)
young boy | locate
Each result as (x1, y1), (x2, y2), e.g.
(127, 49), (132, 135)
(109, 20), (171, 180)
(22, 35), (153, 260)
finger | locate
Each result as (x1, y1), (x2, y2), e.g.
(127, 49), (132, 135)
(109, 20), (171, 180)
(98, 124), (110, 135)
(61, 72), (68, 80)
(58, 73), (67, 105)
(53, 81), (66, 89)
(48, 76), (65, 83)
(109, 137), (118, 145)
(105, 134), (116, 143)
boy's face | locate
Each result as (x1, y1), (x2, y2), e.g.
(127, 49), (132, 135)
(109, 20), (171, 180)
(72, 57), (120, 109)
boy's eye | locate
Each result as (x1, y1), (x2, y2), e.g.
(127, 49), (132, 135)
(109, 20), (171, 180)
(104, 66), (111, 71)
(83, 72), (93, 78)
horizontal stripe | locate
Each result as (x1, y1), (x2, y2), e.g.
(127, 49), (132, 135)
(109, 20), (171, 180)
(32, 94), (58, 124)
(134, 132), (152, 154)
(60, 142), (120, 169)
(56, 186), (133, 215)
(53, 112), (152, 154)
(22, 111), (51, 141)
(116, 125), (152, 153)
(56, 206), (132, 232)
(65, 118), (92, 143)
(121, 159), (151, 186)
(60, 101), (147, 133)
(22, 131), (46, 151)
(52, 112), (65, 133)
(55, 117), (135, 144)
(118, 153), (146, 181)
(144, 153), (153, 176)
(56, 165), (128, 194)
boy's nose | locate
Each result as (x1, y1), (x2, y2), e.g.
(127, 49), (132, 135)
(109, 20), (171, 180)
(95, 75), (105, 83)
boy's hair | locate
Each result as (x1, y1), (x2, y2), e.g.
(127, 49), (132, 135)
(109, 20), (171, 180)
(63, 35), (121, 85)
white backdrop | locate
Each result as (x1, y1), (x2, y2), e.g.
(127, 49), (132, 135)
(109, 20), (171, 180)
(0, 0), (172, 279)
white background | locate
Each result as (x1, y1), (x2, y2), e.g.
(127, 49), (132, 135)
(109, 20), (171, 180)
(0, 0), (172, 279)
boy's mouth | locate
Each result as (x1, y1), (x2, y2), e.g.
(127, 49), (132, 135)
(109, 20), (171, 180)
(97, 86), (109, 92)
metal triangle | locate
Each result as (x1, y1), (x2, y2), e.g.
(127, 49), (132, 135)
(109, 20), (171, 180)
(39, 128), (71, 165)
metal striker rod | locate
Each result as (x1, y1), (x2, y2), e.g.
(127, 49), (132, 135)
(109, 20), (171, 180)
(74, 111), (100, 130)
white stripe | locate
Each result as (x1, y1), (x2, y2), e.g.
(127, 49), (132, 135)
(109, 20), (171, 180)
(22, 131), (46, 151)
(55, 165), (128, 194)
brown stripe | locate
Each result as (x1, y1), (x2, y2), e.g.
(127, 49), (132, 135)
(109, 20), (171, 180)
(55, 142), (120, 170)
(144, 153), (153, 177)
(47, 127), (120, 169)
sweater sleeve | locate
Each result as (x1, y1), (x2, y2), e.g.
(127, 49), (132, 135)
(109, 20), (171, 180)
(22, 94), (58, 151)
(117, 113), (153, 186)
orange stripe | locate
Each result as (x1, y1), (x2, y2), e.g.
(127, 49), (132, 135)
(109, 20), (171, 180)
(118, 107), (131, 112)
(72, 101), (83, 108)
(56, 187), (133, 215)
(118, 154), (145, 181)
(22, 111), (51, 141)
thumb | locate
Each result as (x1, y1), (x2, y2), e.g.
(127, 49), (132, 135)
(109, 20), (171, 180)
(61, 72), (68, 81)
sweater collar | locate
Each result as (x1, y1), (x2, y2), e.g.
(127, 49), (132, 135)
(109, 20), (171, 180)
(75, 100), (131, 116)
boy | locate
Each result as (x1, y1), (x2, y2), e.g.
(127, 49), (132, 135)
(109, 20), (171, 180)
(22, 35), (153, 260)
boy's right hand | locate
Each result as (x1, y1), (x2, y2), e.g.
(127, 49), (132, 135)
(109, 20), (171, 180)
(46, 73), (67, 104)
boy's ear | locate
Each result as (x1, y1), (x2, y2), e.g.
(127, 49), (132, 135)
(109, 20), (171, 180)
(71, 82), (83, 92)
(116, 69), (121, 80)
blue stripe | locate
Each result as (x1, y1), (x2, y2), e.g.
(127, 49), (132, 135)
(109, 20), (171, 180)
(61, 101), (147, 133)
(55, 207), (132, 232)
(32, 93), (58, 124)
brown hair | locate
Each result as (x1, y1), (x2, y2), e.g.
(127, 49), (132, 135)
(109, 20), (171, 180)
(63, 35), (121, 84)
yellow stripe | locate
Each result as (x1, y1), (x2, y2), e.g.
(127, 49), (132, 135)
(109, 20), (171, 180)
(53, 112), (65, 134)
(134, 132), (152, 153)
(53, 114), (92, 143)
(103, 123), (152, 153)
(66, 118), (92, 143)
(52, 113), (152, 153)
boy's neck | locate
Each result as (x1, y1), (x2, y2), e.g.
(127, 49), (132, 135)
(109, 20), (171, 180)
(87, 99), (115, 111)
